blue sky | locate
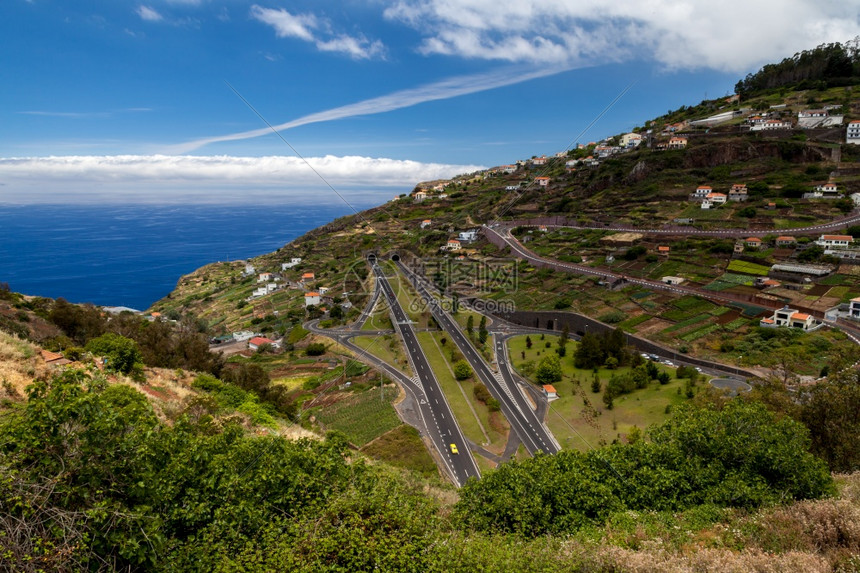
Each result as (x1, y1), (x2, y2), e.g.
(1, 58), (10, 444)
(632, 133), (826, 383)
(2, 0), (858, 204)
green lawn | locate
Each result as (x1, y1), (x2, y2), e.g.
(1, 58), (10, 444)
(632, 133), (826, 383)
(351, 334), (414, 377)
(506, 335), (698, 451)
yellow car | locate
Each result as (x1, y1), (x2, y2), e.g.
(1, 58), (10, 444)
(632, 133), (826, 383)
(450, 443), (459, 454)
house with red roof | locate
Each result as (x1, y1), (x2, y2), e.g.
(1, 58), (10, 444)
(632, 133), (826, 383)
(535, 176), (550, 186)
(761, 306), (816, 330)
(304, 292), (320, 307)
(248, 336), (276, 351)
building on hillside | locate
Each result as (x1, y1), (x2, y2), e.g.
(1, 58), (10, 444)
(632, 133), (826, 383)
(761, 306), (817, 331)
(657, 245), (670, 256)
(282, 257), (302, 270)
(458, 229), (479, 242)
(775, 236), (796, 247)
(751, 119), (792, 131)
(248, 336), (276, 351)
(620, 133), (643, 148)
(728, 184), (748, 202)
(304, 292), (320, 307)
(667, 137), (687, 149)
(849, 297), (860, 319)
(301, 271), (315, 282)
(420, 219), (431, 229)
(662, 276), (684, 285)
(542, 385), (558, 400)
(446, 239), (462, 251)
(816, 235), (853, 249)
(847, 120), (860, 145)
(744, 237), (762, 248)
(705, 192), (727, 204)
(413, 191), (427, 202)
(531, 156), (548, 165)
(535, 176), (550, 186)
(798, 109), (843, 128)
(690, 185), (712, 201)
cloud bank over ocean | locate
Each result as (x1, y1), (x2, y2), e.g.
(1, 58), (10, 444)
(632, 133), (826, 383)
(0, 155), (484, 205)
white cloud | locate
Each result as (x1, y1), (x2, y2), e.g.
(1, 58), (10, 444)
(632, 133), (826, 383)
(136, 5), (163, 22)
(169, 66), (567, 153)
(250, 5), (386, 60)
(0, 155), (484, 204)
(384, 0), (860, 72)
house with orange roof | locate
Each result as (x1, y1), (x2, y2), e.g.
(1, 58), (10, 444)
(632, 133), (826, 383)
(775, 236), (796, 247)
(446, 239), (462, 251)
(667, 137), (687, 149)
(744, 237), (762, 248)
(542, 385), (558, 400)
(531, 155), (548, 165)
(420, 219), (431, 229)
(762, 306), (816, 330)
(657, 245), (670, 256)
(816, 235), (853, 249)
(535, 176), (550, 186)
(304, 292), (320, 307)
(301, 271), (315, 282)
(706, 192), (727, 204)
(248, 336), (276, 351)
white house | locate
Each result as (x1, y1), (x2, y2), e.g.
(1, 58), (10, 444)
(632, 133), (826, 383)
(258, 272), (275, 283)
(458, 229), (479, 242)
(816, 235), (854, 249)
(662, 276), (684, 285)
(701, 199), (712, 210)
(706, 192), (727, 204)
(531, 156), (548, 165)
(693, 185), (712, 198)
(847, 120), (860, 145)
(815, 183), (839, 196)
(304, 292), (321, 307)
(281, 257), (302, 270)
(420, 219), (431, 229)
(318, 286), (329, 295)
(535, 176), (550, 186)
(798, 109), (843, 128)
(232, 331), (256, 342)
(446, 239), (462, 251)
(413, 191), (427, 202)
(745, 237), (762, 248)
(849, 297), (860, 319)
(752, 119), (792, 131)
(243, 263), (255, 276)
(542, 385), (558, 400)
(761, 307), (816, 331)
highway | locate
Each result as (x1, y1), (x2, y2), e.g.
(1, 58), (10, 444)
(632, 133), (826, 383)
(395, 260), (560, 456)
(371, 261), (481, 486)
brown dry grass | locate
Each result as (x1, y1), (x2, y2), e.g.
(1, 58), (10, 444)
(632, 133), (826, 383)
(0, 332), (48, 398)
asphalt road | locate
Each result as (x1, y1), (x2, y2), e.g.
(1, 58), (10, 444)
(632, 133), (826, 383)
(371, 262), (481, 486)
(396, 260), (560, 456)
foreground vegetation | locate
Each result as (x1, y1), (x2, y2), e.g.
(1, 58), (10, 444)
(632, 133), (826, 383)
(3, 368), (859, 571)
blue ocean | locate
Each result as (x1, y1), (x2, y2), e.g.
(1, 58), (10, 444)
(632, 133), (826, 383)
(0, 204), (357, 310)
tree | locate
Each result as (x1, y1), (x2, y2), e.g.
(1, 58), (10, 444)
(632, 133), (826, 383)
(466, 315), (474, 335)
(525, 335), (533, 349)
(306, 342), (326, 356)
(453, 360), (473, 381)
(535, 354), (562, 386)
(799, 370), (860, 472)
(85, 332), (143, 375)
(574, 332), (603, 369)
